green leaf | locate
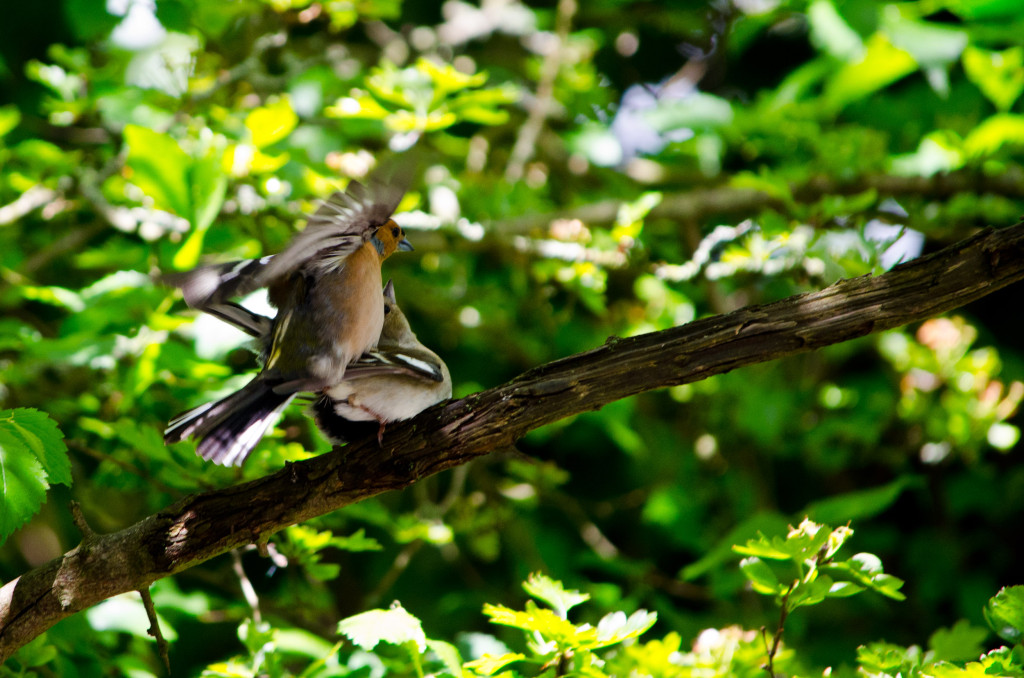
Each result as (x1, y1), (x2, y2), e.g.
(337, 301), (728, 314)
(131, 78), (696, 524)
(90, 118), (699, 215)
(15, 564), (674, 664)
(9, 633), (58, 668)
(739, 557), (785, 595)
(858, 642), (925, 675)
(929, 620), (989, 662)
(825, 581), (865, 598)
(733, 518), (834, 563)
(426, 639), (463, 676)
(805, 476), (921, 524)
(926, 659), (993, 678)
(189, 148), (228, 232)
(826, 553), (906, 601)
(824, 33), (917, 111)
(963, 114), (1024, 158)
(0, 104), (20, 138)
(590, 610), (657, 648)
(884, 13), (967, 69)
(338, 603), (426, 652)
(0, 409), (70, 544)
(788, 576), (834, 609)
(483, 602), (591, 646)
(124, 124), (191, 218)
(808, 0), (864, 62)
(333, 528), (383, 552)
(2, 408), (71, 486)
(984, 585), (1024, 644)
(245, 97), (298, 148)
(463, 652), (528, 675)
(963, 45), (1024, 112)
(522, 573), (589, 617)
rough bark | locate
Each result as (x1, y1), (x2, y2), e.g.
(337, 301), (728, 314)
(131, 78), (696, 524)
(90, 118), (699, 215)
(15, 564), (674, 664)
(2, 222), (1024, 662)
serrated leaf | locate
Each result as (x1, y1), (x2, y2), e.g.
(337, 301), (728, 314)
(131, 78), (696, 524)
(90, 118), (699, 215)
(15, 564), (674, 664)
(338, 603), (426, 652)
(929, 620), (989, 662)
(925, 659), (993, 678)
(2, 408), (70, 486)
(483, 603), (581, 642)
(0, 427), (51, 544)
(858, 642), (925, 675)
(984, 585), (1024, 643)
(522, 573), (589, 617)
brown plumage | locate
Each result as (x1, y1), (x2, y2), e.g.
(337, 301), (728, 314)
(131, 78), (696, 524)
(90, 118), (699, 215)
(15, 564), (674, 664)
(163, 179), (413, 466)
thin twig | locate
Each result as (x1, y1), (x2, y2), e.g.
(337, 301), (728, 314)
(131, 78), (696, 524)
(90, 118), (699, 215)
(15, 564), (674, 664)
(764, 582), (796, 677)
(230, 549), (262, 624)
(0, 186), (58, 225)
(69, 501), (95, 540)
(364, 541), (424, 608)
(139, 587), (171, 675)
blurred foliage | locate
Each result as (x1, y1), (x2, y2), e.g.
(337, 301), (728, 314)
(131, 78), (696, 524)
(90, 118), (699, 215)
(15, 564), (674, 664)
(1, 0), (1024, 675)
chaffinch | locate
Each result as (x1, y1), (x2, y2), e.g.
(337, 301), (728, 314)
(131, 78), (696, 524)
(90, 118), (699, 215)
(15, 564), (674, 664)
(164, 180), (413, 466)
(312, 280), (452, 445)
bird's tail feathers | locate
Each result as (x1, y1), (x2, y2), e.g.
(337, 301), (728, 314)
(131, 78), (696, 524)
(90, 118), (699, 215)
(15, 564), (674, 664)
(165, 378), (294, 467)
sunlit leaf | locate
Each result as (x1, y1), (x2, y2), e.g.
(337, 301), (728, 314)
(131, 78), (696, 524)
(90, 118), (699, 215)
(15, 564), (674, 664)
(464, 652), (528, 675)
(124, 124), (191, 218)
(984, 585), (1024, 643)
(338, 603), (427, 652)
(824, 33), (917, 111)
(522, 572), (589, 617)
(963, 45), (1024, 111)
(245, 97), (298, 149)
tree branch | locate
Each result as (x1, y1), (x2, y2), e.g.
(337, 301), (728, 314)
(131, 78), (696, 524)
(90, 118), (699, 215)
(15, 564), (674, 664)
(3, 222), (1024, 661)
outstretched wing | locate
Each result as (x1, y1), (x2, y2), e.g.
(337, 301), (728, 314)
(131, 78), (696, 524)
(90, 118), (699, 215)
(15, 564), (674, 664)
(256, 179), (406, 282)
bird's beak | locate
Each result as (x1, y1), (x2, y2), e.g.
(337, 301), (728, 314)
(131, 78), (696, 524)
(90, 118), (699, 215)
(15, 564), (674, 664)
(398, 238), (414, 252)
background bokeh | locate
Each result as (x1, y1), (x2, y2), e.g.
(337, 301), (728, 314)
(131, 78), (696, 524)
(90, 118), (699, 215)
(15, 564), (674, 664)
(1, 0), (1024, 675)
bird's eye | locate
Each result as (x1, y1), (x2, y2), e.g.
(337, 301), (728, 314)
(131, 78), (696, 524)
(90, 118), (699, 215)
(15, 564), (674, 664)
(384, 304), (392, 315)
(391, 226), (400, 238)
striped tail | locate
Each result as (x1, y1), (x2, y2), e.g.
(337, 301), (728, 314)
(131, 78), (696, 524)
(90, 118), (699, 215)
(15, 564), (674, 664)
(165, 377), (294, 467)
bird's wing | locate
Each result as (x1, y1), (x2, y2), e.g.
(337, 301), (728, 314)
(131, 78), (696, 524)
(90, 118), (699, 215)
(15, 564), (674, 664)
(256, 180), (406, 282)
(344, 348), (446, 383)
(161, 256), (275, 308)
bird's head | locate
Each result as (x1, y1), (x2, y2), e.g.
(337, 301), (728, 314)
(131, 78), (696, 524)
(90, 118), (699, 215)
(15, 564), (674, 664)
(371, 219), (414, 260)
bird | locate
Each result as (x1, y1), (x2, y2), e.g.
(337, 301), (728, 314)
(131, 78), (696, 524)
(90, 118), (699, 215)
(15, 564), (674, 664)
(163, 178), (413, 466)
(312, 279), (452, 445)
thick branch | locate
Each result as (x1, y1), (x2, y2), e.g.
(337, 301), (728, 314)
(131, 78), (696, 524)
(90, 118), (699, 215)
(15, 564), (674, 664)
(3, 222), (1024, 660)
